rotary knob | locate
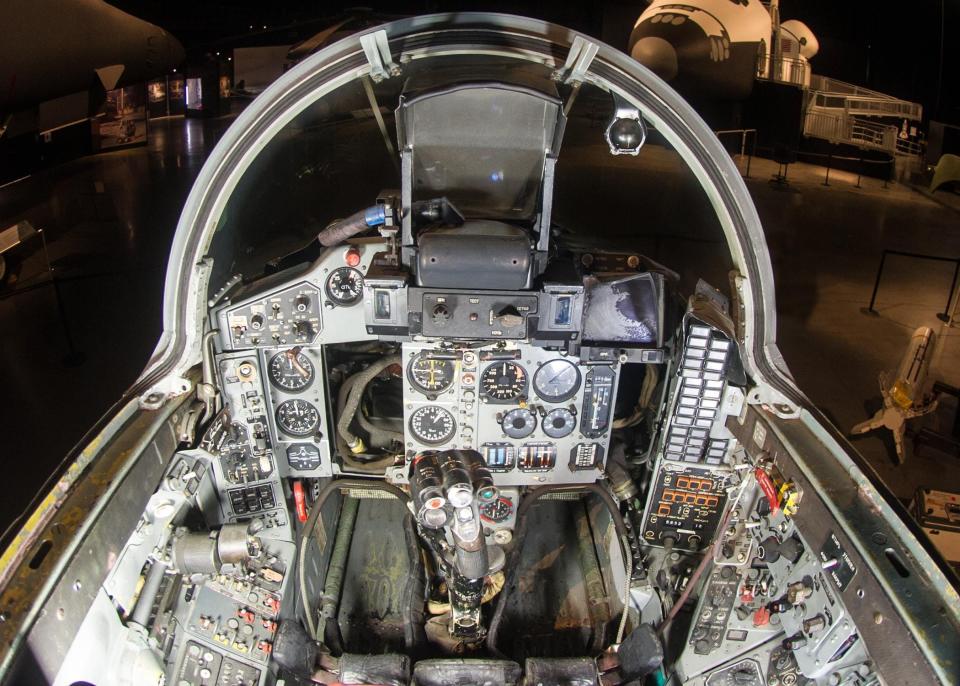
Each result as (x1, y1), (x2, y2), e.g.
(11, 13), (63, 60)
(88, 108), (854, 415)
(293, 320), (314, 338)
(294, 294), (311, 313)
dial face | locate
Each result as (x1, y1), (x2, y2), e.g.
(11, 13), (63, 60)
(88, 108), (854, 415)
(268, 349), (315, 392)
(409, 405), (457, 445)
(533, 359), (582, 403)
(542, 407), (576, 439)
(275, 399), (320, 437)
(501, 407), (536, 439)
(325, 267), (364, 305)
(480, 361), (527, 402)
(407, 354), (456, 395)
(287, 443), (321, 471)
(480, 496), (514, 523)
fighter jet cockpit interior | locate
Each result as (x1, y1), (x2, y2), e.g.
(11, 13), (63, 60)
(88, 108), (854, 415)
(10, 15), (957, 686)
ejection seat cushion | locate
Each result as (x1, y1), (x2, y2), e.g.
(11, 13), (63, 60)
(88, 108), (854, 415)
(523, 657), (599, 685)
(340, 653), (410, 686)
(412, 658), (522, 686)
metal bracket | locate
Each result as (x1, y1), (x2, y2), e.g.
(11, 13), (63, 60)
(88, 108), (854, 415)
(745, 383), (801, 419)
(140, 376), (194, 410)
(553, 36), (599, 85)
(207, 273), (242, 308)
(360, 30), (401, 82)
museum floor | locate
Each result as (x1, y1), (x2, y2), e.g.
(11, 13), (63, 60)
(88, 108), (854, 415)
(2, 111), (959, 539)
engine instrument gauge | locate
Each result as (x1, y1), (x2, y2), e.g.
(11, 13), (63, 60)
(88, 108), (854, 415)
(409, 405), (457, 445)
(268, 349), (314, 392)
(542, 407), (576, 439)
(518, 443), (557, 471)
(325, 267), (364, 306)
(480, 496), (514, 523)
(533, 359), (581, 403)
(480, 361), (527, 402)
(407, 354), (456, 394)
(501, 407), (536, 439)
(275, 399), (320, 437)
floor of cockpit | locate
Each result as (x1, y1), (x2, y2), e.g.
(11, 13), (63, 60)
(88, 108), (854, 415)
(332, 496), (618, 661)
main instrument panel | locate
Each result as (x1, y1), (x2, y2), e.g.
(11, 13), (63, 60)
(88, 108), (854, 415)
(389, 341), (619, 486)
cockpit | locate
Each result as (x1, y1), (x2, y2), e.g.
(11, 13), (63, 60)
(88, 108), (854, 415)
(1, 13), (956, 686)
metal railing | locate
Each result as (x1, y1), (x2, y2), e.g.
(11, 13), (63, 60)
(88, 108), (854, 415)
(756, 55), (808, 87)
(862, 250), (960, 323)
(714, 128), (758, 178)
(810, 75), (892, 100)
(808, 76), (923, 120)
(805, 110), (894, 151)
(803, 108), (925, 160)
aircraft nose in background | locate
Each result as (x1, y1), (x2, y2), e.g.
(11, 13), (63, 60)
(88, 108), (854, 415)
(631, 37), (679, 81)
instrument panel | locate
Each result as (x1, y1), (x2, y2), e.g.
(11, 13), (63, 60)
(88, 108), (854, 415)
(216, 241), (382, 351)
(391, 341), (620, 487)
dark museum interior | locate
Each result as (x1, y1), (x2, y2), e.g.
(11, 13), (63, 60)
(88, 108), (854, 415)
(0, 2), (958, 685)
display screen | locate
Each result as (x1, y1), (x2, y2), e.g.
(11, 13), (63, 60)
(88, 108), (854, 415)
(583, 272), (662, 345)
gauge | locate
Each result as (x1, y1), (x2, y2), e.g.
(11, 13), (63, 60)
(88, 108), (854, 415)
(268, 349), (314, 392)
(481, 442), (516, 471)
(287, 443), (321, 471)
(409, 406), (457, 445)
(519, 443), (557, 471)
(480, 496), (514, 523)
(501, 408), (536, 439)
(580, 366), (615, 438)
(480, 361), (527, 402)
(275, 399), (320, 437)
(533, 359), (582, 403)
(407, 354), (456, 395)
(325, 267), (364, 306)
(542, 407), (576, 439)
(570, 443), (604, 470)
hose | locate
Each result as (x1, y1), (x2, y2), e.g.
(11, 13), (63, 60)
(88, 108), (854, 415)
(486, 482), (632, 656)
(336, 372), (401, 450)
(317, 205), (386, 247)
(334, 375), (393, 472)
(318, 495), (360, 653)
(297, 478), (411, 641)
(336, 355), (401, 453)
(402, 514), (429, 652)
(574, 503), (613, 652)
